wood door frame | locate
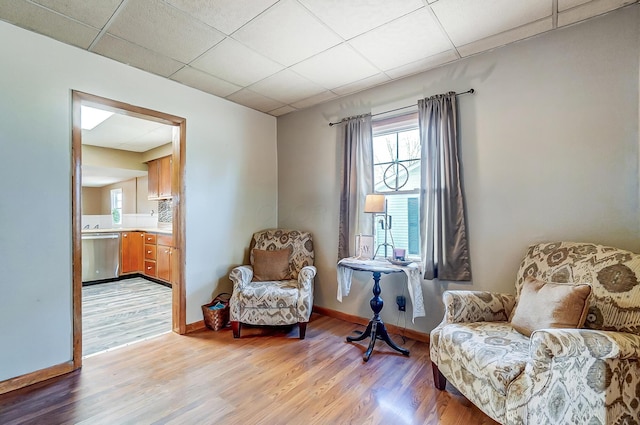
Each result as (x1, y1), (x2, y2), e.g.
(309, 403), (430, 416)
(72, 91), (187, 370)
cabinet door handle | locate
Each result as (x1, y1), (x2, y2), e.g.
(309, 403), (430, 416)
(147, 266), (152, 270)
(147, 250), (152, 254)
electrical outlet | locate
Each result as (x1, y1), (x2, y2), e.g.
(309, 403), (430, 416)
(396, 295), (406, 311)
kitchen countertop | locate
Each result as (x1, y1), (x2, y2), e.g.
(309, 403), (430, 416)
(81, 227), (172, 235)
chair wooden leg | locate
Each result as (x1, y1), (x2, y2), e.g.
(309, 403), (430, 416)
(432, 362), (447, 390)
(299, 322), (307, 339)
(231, 321), (241, 338)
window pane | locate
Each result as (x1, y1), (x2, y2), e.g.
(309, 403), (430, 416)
(373, 163), (387, 191)
(372, 134), (396, 165)
(372, 193), (420, 258)
(403, 159), (421, 191)
(373, 126), (420, 193)
(397, 129), (420, 161)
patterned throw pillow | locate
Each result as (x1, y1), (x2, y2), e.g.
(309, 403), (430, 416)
(252, 247), (292, 281)
(511, 277), (592, 337)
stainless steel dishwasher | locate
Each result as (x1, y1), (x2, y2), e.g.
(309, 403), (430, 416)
(82, 233), (120, 283)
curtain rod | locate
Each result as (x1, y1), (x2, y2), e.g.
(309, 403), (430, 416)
(328, 88), (475, 127)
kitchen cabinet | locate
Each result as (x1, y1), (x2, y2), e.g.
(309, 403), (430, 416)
(121, 231), (144, 273)
(147, 156), (172, 200)
(120, 231), (175, 284)
(147, 159), (159, 199)
(143, 233), (157, 278)
(157, 234), (173, 283)
(159, 156), (172, 198)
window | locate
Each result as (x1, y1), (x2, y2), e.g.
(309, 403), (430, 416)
(110, 188), (122, 226)
(372, 113), (420, 258)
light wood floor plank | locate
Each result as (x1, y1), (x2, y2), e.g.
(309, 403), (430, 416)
(82, 278), (171, 357)
(0, 314), (498, 425)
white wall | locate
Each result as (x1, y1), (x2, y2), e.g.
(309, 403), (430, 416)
(277, 7), (640, 334)
(0, 21), (277, 381)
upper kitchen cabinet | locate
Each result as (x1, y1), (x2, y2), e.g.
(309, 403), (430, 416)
(148, 155), (172, 200)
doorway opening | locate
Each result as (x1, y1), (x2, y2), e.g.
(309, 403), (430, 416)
(71, 91), (186, 367)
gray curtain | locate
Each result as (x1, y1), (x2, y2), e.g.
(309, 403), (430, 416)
(418, 92), (471, 281)
(337, 115), (373, 259)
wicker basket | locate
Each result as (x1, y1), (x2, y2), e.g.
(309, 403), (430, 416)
(201, 293), (231, 331)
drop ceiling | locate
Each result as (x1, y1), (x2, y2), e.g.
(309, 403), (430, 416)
(83, 111), (173, 153)
(80, 107), (174, 187)
(0, 0), (635, 117)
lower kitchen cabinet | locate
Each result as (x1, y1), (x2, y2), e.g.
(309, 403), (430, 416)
(120, 231), (174, 284)
(157, 234), (174, 283)
(144, 260), (157, 277)
(157, 245), (171, 282)
(121, 231), (144, 274)
(143, 233), (157, 278)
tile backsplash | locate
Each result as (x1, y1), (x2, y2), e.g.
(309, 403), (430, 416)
(158, 200), (172, 223)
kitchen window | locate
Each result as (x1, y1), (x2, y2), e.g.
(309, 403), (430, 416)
(372, 112), (420, 258)
(110, 188), (122, 225)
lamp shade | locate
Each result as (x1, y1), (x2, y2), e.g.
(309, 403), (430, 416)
(364, 194), (385, 213)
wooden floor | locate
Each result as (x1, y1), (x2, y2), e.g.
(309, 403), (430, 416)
(0, 314), (498, 425)
(83, 277), (172, 357)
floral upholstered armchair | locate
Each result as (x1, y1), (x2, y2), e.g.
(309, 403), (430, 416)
(229, 229), (315, 339)
(430, 242), (640, 424)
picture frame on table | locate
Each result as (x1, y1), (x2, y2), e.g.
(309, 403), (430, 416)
(355, 234), (374, 260)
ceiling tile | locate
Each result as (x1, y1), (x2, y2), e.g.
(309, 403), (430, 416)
(30, 0), (122, 29)
(291, 44), (380, 89)
(171, 66), (241, 98)
(299, 0), (424, 39)
(233, 0), (343, 66)
(248, 69), (326, 104)
(291, 91), (339, 109)
(349, 8), (451, 71)
(558, 0), (635, 27)
(457, 18), (553, 57)
(331, 73), (391, 96)
(190, 38), (283, 86)
(92, 34), (185, 77)
(558, 0), (592, 11)
(167, 0), (278, 35)
(119, 125), (173, 152)
(82, 113), (172, 152)
(107, 0), (225, 63)
(226, 89), (285, 112)
(0, 0), (99, 48)
(385, 50), (459, 79)
(269, 105), (297, 116)
(431, 0), (552, 47)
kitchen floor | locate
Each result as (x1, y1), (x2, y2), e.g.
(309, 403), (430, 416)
(82, 277), (171, 357)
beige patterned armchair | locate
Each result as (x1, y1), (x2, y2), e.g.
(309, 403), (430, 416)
(229, 229), (315, 339)
(430, 242), (640, 424)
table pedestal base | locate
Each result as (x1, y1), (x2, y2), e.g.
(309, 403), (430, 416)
(346, 271), (410, 362)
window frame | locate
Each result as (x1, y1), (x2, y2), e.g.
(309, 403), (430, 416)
(371, 112), (421, 259)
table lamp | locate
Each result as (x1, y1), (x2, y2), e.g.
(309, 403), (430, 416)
(364, 194), (393, 259)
